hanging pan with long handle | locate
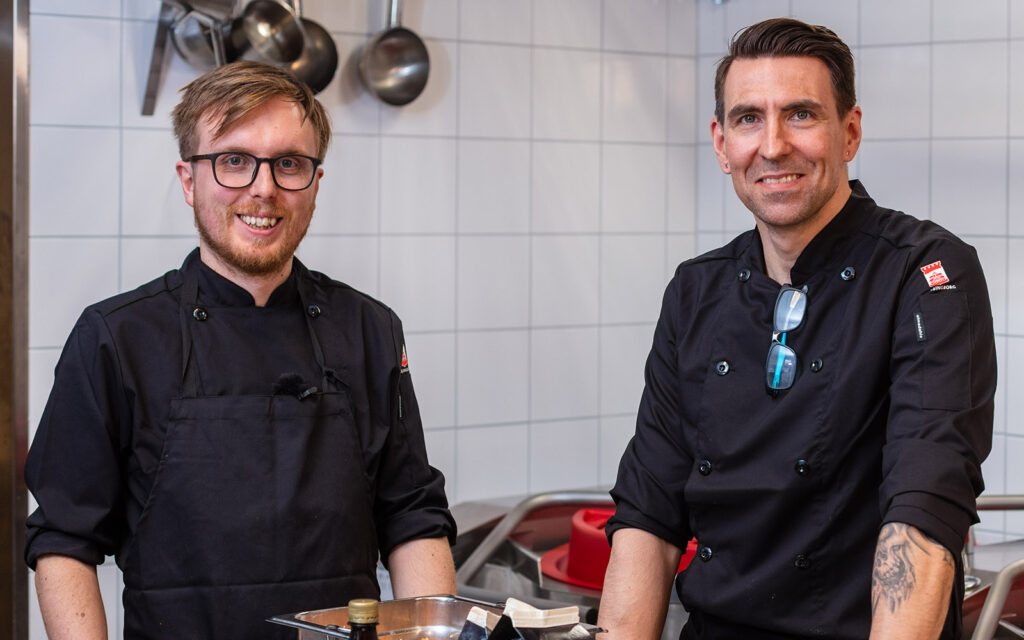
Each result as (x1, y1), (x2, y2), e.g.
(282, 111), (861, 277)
(358, 0), (430, 106)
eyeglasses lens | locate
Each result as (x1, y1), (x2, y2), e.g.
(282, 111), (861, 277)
(766, 342), (798, 390)
(774, 288), (806, 332)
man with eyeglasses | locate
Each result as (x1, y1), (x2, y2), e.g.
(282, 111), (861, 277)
(25, 61), (456, 639)
(598, 18), (994, 640)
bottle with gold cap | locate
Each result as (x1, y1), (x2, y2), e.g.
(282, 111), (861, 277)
(347, 598), (380, 640)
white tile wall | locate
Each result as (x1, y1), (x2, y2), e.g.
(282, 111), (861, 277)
(532, 48), (602, 140)
(930, 139), (1008, 236)
(860, 0), (932, 46)
(531, 142), (601, 232)
(31, 127), (121, 236)
(856, 140), (931, 221)
(529, 418), (600, 491)
(601, 143), (666, 232)
(23, 1), (1024, 636)
(456, 330), (529, 426)
(534, 0), (602, 49)
(603, 0), (668, 54)
(932, 41), (1009, 138)
(858, 45), (931, 140)
(457, 139), (531, 233)
(530, 235), (600, 326)
(602, 53), (668, 142)
(933, 0), (1009, 41)
(457, 236), (531, 329)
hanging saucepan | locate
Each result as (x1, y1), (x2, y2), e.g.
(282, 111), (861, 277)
(170, 9), (229, 68)
(359, 0), (430, 106)
(287, 17), (339, 93)
(226, 0), (305, 64)
(284, 0), (339, 94)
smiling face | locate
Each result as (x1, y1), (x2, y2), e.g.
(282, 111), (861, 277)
(711, 56), (862, 239)
(175, 96), (323, 284)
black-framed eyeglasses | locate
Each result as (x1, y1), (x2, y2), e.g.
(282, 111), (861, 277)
(189, 151), (321, 191)
(766, 285), (808, 393)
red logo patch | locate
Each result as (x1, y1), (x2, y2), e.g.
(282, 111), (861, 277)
(920, 261), (950, 288)
(401, 345), (408, 369)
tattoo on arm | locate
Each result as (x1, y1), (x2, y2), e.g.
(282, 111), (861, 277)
(871, 523), (954, 617)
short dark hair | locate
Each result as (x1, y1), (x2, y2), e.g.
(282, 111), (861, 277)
(171, 61), (332, 161)
(714, 17), (856, 125)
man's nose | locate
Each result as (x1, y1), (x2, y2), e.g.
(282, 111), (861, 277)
(761, 117), (791, 159)
(248, 160), (278, 196)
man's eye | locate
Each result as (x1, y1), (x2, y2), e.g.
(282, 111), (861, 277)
(220, 154), (248, 168)
(738, 114), (757, 125)
(793, 110), (811, 120)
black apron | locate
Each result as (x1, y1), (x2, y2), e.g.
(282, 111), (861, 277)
(121, 269), (380, 639)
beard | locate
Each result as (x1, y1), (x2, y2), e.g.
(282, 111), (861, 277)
(193, 197), (313, 277)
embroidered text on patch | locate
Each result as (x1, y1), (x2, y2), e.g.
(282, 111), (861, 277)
(920, 261), (950, 288)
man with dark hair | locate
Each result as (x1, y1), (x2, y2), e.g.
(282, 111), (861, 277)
(25, 61), (456, 640)
(597, 17), (994, 640)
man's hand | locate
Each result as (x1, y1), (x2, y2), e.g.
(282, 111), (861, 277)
(35, 555), (107, 640)
(386, 536), (456, 598)
(597, 528), (682, 640)
(869, 522), (955, 640)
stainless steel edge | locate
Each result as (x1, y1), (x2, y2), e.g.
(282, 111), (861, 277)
(971, 556), (1024, 640)
(0, 0), (30, 638)
(977, 495), (1024, 511)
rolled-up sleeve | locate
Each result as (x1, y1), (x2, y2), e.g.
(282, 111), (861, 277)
(880, 240), (995, 555)
(606, 273), (694, 552)
(373, 311), (456, 561)
(25, 310), (126, 569)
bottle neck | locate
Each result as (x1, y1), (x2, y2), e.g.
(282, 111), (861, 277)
(349, 622), (378, 639)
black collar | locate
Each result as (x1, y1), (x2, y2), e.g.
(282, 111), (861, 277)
(738, 180), (876, 286)
(180, 248), (302, 308)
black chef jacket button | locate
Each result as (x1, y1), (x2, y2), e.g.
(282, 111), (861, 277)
(715, 360), (730, 375)
(699, 546), (713, 562)
(698, 459), (713, 476)
(794, 459), (810, 476)
(794, 554), (811, 569)
(307, 304), (322, 318)
(841, 266), (856, 281)
(192, 307), (208, 321)
(737, 268), (751, 282)
(809, 358), (823, 372)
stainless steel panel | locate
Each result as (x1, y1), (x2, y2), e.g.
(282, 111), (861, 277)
(0, 0), (30, 638)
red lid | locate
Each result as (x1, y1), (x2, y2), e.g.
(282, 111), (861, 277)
(539, 508), (697, 590)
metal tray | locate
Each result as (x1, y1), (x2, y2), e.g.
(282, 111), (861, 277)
(270, 595), (503, 639)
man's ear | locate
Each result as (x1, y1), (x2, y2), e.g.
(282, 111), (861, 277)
(175, 160), (195, 207)
(711, 117), (731, 174)
(843, 106), (863, 163)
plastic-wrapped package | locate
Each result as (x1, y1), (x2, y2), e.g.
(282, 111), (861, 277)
(457, 600), (602, 640)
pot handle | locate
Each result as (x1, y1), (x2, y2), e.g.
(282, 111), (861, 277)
(142, 2), (178, 115)
(387, 0), (401, 29)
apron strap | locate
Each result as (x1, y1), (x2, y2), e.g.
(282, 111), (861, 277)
(295, 275), (332, 391)
(178, 270), (201, 397)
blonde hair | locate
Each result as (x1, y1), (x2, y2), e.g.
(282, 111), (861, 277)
(171, 61), (331, 160)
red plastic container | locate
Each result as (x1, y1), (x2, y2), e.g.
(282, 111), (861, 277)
(539, 507), (697, 590)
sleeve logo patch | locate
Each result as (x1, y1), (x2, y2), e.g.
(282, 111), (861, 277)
(920, 261), (950, 288)
(400, 345), (409, 372)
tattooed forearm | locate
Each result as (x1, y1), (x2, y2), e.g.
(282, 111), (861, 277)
(871, 523), (954, 617)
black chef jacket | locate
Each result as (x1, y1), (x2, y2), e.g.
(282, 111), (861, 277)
(607, 181), (995, 639)
(25, 249), (455, 617)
